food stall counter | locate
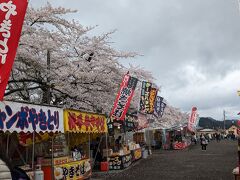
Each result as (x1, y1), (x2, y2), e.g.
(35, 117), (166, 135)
(42, 156), (91, 180)
(109, 152), (132, 170)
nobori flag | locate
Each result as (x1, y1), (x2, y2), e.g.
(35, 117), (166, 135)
(110, 74), (138, 121)
(188, 107), (198, 132)
(0, 0), (28, 100)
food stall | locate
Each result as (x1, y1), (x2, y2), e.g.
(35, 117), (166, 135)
(0, 100), (64, 180)
(162, 126), (191, 150)
(107, 115), (142, 170)
(42, 109), (108, 180)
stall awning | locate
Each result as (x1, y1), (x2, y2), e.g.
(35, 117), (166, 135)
(64, 109), (107, 133)
(0, 101), (64, 133)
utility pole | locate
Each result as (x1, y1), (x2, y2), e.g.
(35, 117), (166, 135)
(223, 110), (226, 132)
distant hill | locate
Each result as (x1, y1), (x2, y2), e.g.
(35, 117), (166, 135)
(198, 117), (237, 130)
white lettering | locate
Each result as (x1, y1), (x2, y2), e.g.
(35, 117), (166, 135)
(0, 1), (17, 64)
(0, 1), (17, 20)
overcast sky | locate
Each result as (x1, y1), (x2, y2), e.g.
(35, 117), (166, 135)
(31, 0), (240, 120)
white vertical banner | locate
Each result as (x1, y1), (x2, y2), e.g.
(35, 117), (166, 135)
(187, 107), (198, 132)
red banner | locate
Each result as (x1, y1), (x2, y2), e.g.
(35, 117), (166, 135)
(188, 107), (198, 132)
(0, 0), (28, 100)
(110, 74), (138, 121)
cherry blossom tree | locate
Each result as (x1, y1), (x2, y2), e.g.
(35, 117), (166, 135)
(4, 3), (150, 115)
(3, 3), (187, 128)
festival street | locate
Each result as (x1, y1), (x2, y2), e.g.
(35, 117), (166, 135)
(1, 1), (240, 180)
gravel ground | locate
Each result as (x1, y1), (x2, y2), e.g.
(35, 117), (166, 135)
(92, 140), (237, 180)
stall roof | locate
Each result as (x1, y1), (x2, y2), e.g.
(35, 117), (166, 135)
(64, 109), (107, 133)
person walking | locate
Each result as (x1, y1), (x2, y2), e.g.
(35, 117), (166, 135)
(201, 135), (208, 150)
(216, 133), (220, 142)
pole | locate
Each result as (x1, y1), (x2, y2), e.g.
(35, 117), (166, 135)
(223, 110), (226, 132)
(105, 133), (109, 172)
(88, 134), (91, 159)
(6, 133), (9, 157)
(47, 50), (51, 104)
(32, 131), (35, 180)
(51, 136), (54, 180)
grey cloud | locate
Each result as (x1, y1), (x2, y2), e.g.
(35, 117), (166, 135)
(31, 0), (240, 119)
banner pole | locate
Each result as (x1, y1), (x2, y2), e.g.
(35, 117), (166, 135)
(32, 131), (35, 180)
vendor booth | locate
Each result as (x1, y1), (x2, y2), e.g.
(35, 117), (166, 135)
(0, 100), (64, 180)
(107, 115), (142, 170)
(41, 109), (108, 180)
(163, 126), (191, 150)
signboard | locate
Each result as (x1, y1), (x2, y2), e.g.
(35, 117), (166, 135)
(54, 159), (91, 180)
(154, 96), (162, 117)
(139, 81), (152, 114)
(187, 107), (198, 132)
(132, 148), (142, 161)
(0, 0), (28, 100)
(109, 153), (132, 170)
(110, 74), (138, 121)
(148, 88), (157, 114)
(0, 101), (64, 133)
(64, 109), (107, 133)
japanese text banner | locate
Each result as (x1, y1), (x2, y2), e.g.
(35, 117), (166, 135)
(110, 74), (138, 121)
(64, 109), (107, 133)
(148, 88), (157, 114)
(0, 0), (28, 100)
(139, 81), (152, 114)
(188, 107), (198, 132)
(54, 159), (91, 180)
(0, 101), (64, 133)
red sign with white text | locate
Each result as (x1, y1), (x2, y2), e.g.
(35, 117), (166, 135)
(110, 74), (138, 121)
(188, 107), (198, 132)
(0, 0), (28, 100)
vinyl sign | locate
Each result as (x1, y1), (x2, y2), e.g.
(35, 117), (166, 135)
(139, 81), (152, 114)
(0, 0), (28, 100)
(188, 107), (198, 132)
(0, 101), (64, 133)
(110, 74), (138, 121)
(148, 88), (157, 114)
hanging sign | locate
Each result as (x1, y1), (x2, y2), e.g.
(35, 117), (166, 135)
(54, 159), (91, 180)
(0, 101), (64, 133)
(148, 88), (157, 114)
(154, 96), (162, 117)
(139, 81), (152, 114)
(0, 0), (28, 100)
(160, 101), (166, 118)
(188, 107), (198, 132)
(110, 74), (138, 121)
(64, 109), (107, 133)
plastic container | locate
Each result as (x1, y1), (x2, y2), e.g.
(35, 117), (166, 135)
(34, 170), (44, 180)
(100, 161), (109, 171)
(142, 150), (148, 159)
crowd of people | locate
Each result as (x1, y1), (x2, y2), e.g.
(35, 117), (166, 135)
(191, 132), (236, 151)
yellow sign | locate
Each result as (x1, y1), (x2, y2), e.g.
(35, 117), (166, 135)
(133, 148), (142, 160)
(54, 159), (91, 180)
(64, 109), (107, 133)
